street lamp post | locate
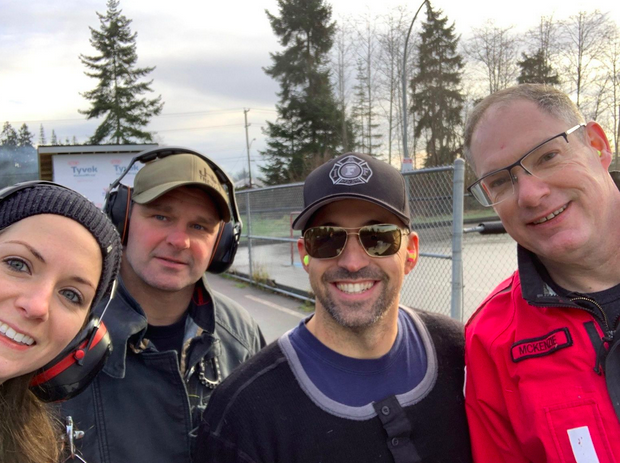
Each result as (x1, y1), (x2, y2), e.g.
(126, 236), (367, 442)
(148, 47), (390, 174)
(401, 0), (429, 172)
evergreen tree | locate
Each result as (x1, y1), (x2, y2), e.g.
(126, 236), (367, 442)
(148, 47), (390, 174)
(80, 0), (163, 144)
(17, 124), (34, 147)
(0, 122), (37, 187)
(411, 6), (464, 167)
(51, 130), (58, 145)
(517, 49), (560, 85)
(0, 122), (18, 147)
(260, 0), (353, 184)
(38, 124), (47, 146)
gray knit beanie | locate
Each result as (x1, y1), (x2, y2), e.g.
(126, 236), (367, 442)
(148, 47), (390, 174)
(0, 181), (122, 309)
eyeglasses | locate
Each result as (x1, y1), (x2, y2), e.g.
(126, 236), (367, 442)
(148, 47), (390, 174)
(303, 224), (410, 259)
(467, 124), (586, 207)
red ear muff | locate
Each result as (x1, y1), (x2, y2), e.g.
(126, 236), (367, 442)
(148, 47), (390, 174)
(29, 318), (112, 403)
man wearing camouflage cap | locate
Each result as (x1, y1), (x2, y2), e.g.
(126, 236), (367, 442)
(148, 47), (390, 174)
(59, 148), (265, 463)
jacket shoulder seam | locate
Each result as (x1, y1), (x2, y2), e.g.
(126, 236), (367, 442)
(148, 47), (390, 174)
(466, 273), (515, 328)
(211, 293), (257, 351)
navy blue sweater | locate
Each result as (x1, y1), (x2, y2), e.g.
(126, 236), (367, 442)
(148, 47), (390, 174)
(196, 308), (471, 463)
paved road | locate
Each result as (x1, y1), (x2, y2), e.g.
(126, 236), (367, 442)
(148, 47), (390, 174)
(209, 274), (307, 344)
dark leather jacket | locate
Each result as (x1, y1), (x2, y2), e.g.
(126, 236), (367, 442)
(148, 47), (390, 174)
(58, 274), (266, 463)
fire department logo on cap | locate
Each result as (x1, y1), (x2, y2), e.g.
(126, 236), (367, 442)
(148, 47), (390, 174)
(329, 155), (373, 186)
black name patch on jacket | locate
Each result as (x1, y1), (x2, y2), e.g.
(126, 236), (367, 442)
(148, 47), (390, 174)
(511, 328), (573, 362)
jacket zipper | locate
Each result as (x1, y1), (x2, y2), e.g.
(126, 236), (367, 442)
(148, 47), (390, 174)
(569, 296), (615, 340)
(569, 296), (617, 375)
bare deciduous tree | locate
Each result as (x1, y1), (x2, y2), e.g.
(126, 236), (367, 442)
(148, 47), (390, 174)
(463, 20), (519, 94)
(376, 6), (411, 167)
(525, 15), (559, 68)
(558, 10), (610, 112)
(351, 9), (383, 155)
(321, 7), (617, 173)
(332, 18), (356, 152)
(598, 21), (620, 167)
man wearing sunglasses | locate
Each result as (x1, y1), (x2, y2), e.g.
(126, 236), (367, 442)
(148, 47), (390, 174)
(463, 84), (619, 463)
(195, 153), (473, 462)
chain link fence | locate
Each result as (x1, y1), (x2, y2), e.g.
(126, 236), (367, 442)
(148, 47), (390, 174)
(230, 183), (309, 298)
(400, 166), (456, 318)
(228, 160), (518, 322)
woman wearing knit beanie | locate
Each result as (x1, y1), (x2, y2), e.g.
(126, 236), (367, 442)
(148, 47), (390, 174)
(0, 181), (122, 463)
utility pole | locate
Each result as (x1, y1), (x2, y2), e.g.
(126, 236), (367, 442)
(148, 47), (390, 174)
(244, 108), (253, 188)
(401, 0), (429, 172)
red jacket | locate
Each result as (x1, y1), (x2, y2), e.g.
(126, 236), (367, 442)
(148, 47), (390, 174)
(465, 247), (619, 463)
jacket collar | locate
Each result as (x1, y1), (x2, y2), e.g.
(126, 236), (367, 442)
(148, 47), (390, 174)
(188, 275), (217, 334)
(100, 274), (217, 378)
(517, 245), (578, 308)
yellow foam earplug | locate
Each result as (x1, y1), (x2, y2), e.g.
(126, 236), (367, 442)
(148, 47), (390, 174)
(407, 251), (417, 262)
(303, 255), (310, 266)
(597, 150), (602, 157)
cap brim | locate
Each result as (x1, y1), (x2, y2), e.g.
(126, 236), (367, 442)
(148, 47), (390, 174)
(291, 194), (410, 231)
(132, 181), (231, 222)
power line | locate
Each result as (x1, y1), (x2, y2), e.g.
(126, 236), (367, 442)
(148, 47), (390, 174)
(10, 107), (278, 124)
(155, 123), (241, 133)
(153, 123), (268, 133)
(159, 108), (242, 117)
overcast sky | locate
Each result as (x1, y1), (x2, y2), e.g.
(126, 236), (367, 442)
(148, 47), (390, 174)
(0, 0), (619, 178)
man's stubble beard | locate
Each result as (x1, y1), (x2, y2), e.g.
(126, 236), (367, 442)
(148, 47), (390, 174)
(310, 268), (400, 331)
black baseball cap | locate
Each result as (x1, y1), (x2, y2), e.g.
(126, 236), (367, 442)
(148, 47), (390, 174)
(292, 153), (411, 231)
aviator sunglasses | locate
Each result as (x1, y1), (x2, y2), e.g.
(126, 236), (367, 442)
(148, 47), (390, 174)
(303, 224), (410, 259)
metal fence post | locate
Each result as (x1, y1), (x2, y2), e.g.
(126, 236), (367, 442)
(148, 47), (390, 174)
(451, 158), (465, 320)
(245, 190), (253, 282)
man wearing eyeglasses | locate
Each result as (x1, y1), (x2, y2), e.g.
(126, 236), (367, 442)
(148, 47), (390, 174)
(195, 153), (473, 462)
(463, 84), (619, 463)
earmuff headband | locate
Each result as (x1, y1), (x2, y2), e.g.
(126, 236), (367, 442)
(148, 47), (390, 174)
(103, 146), (241, 226)
(29, 324), (108, 387)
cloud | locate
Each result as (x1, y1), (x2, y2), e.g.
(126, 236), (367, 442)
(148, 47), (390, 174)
(153, 53), (279, 109)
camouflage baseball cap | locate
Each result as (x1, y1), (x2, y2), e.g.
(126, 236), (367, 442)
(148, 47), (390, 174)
(132, 153), (231, 222)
